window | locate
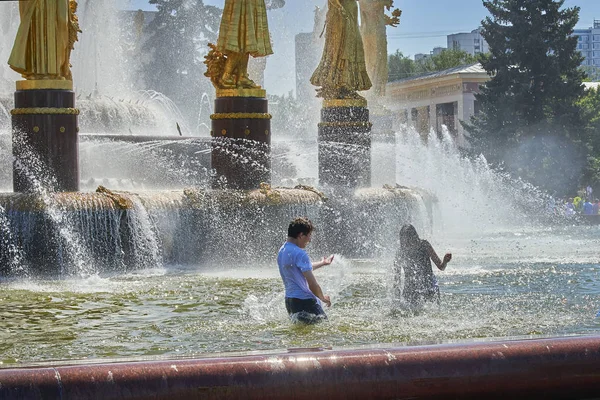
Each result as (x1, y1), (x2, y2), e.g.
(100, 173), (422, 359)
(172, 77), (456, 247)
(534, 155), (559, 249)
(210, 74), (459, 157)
(594, 51), (600, 57)
(594, 35), (600, 41)
(595, 43), (600, 49)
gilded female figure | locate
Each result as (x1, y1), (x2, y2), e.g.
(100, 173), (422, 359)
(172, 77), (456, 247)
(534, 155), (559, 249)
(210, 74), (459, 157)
(358, 0), (401, 97)
(216, 0), (273, 89)
(8, 0), (71, 80)
(310, 0), (371, 100)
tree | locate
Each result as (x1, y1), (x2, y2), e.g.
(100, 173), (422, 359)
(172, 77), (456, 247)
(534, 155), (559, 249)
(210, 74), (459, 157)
(577, 87), (600, 189)
(388, 49), (479, 82)
(465, 0), (586, 195)
(387, 50), (418, 81)
(421, 49), (478, 72)
(141, 0), (222, 129)
(580, 66), (600, 82)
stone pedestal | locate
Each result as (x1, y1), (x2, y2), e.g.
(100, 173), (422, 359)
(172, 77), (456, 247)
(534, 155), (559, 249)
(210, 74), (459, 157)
(317, 100), (371, 188)
(210, 96), (271, 190)
(12, 85), (79, 192)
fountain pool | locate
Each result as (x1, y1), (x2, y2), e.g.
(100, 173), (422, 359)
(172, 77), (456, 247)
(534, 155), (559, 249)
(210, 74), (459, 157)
(2, 224), (600, 365)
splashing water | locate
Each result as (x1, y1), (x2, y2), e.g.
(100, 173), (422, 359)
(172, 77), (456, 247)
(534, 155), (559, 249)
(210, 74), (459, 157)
(396, 125), (545, 234)
(195, 92), (213, 136)
(135, 91), (194, 136)
(70, 0), (129, 96)
(0, 203), (27, 277)
(12, 135), (94, 277)
(127, 196), (163, 269)
(79, 137), (211, 190)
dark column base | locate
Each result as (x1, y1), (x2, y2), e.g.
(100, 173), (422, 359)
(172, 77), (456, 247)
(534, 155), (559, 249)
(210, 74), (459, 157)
(211, 97), (271, 190)
(12, 89), (79, 192)
(318, 105), (371, 189)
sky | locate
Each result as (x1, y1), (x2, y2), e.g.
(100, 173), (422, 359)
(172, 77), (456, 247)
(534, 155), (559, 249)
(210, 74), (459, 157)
(123, 0), (600, 95)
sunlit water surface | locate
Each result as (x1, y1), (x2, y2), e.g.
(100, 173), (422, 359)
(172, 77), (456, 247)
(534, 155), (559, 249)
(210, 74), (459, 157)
(2, 225), (600, 366)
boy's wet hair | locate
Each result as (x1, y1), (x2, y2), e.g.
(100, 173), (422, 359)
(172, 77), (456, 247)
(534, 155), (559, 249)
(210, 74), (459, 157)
(288, 217), (314, 238)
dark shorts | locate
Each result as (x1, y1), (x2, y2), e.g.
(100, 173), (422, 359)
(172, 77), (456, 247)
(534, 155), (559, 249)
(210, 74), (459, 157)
(285, 297), (327, 324)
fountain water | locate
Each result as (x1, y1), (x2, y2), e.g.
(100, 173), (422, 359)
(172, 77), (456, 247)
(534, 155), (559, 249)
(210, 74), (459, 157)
(396, 125), (546, 232)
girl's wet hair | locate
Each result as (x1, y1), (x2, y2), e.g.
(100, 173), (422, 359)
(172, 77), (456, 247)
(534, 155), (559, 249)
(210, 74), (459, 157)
(399, 224), (419, 247)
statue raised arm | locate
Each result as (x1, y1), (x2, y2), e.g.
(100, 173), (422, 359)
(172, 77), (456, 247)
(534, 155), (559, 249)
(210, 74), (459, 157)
(205, 0), (273, 91)
(8, 0), (79, 84)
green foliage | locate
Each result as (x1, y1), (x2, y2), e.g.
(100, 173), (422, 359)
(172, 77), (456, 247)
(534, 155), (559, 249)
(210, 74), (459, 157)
(465, 0), (586, 194)
(388, 49), (479, 82)
(268, 91), (316, 138)
(140, 0), (222, 127)
(577, 87), (600, 186)
(387, 50), (418, 81)
(421, 49), (479, 72)
(580, 66), (600, 82)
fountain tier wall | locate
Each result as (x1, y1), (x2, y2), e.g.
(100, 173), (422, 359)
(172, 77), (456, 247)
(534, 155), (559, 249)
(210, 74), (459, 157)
(0, 187), (430, 276)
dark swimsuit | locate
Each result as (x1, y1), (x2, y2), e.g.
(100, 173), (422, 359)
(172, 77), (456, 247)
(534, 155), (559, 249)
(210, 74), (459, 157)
(395, 240), (439, 306)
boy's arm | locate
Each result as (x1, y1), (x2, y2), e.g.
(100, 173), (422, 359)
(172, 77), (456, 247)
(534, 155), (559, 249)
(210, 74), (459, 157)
(303, 270), (331, 307)
(312, 254), (334, 270)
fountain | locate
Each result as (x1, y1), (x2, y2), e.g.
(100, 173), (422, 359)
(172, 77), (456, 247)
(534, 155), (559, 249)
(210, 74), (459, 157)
(2, 1), (600, 399)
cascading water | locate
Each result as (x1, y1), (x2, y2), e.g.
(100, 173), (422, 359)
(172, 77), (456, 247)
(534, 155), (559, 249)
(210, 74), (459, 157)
(127, 196), (163, 269)
(1, 130), (172, 276)
(0, 203), (26, 277)
(395, 124), (546, 233)
(11, 135), (94, 277)
(0, 132), (10, 192)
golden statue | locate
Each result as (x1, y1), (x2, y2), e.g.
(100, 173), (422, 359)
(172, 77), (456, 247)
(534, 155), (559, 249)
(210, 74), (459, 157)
(64, 0), (82, 81)
(134, 9), (145, 43)
(204, 0), (273, 93)
(8, 0), (80, 89)
(358, 0), (401, 97)
(310, 0), (372, 100)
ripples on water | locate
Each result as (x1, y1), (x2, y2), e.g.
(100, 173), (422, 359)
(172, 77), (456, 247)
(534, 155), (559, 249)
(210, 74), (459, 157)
(2, 226), (600, 366)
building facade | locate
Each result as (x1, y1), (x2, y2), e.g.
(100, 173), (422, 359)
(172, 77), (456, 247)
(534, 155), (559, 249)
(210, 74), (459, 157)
(414, 47), (445, 62)
(384, 63), (489, 148)
(573, 20), (600, 67)
(415, 28), (489, 62)
(447, 28), (489, 56)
